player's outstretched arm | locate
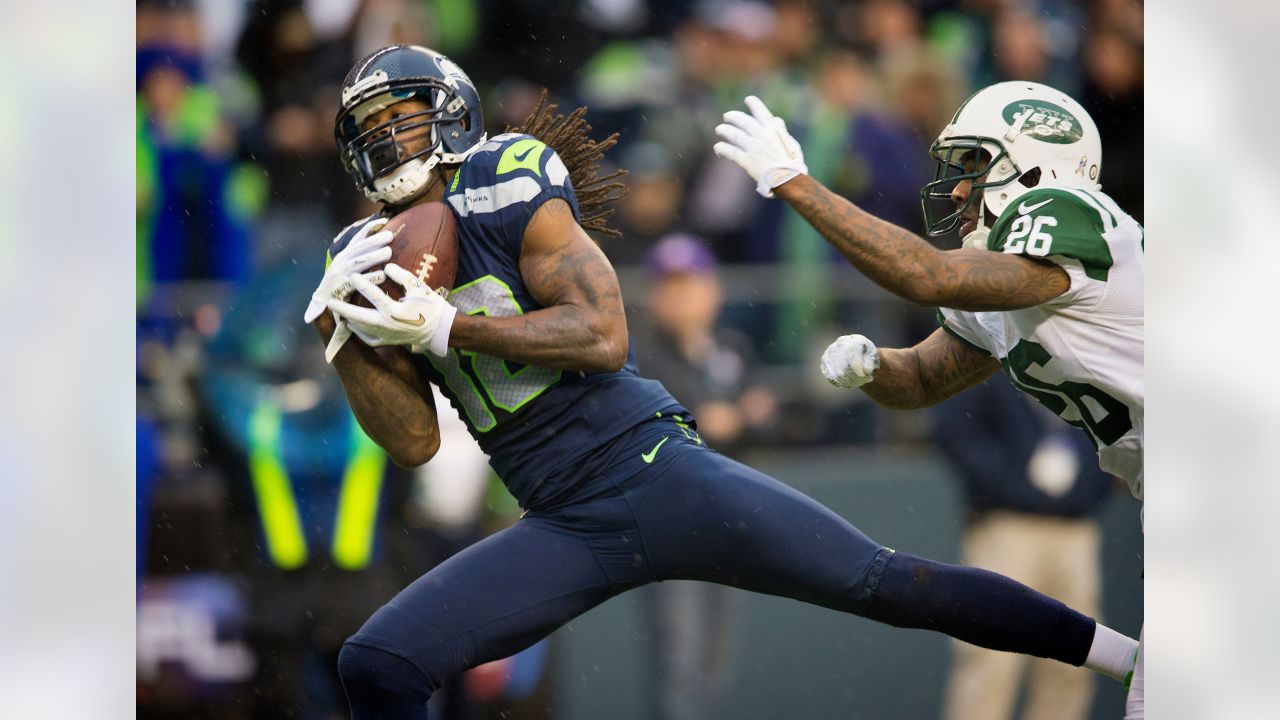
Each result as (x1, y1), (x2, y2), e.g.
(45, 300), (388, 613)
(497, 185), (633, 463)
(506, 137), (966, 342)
(447, 198), (629, 373)
(839, 328), (1000, 410)
(776, 176), (1068, 311)
(315, 312), (442, 467)
(714, 96), (1068, 311)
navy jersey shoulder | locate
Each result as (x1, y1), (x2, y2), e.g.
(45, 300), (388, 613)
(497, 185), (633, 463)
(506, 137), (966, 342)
(444, 133), (580, 252)
(412, 134), (681, 509)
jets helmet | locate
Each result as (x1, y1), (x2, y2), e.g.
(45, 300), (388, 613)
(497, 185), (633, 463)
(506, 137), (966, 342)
(921, 81), (1102, 238)
(335, 45), (486, 206)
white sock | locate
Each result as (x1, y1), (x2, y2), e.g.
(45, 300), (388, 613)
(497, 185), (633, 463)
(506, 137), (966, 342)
(1085, 623), (1139, 682)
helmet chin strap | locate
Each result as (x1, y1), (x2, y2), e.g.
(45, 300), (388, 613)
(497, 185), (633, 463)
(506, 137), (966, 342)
(962, 192), (998, 250)
(367, 154), (441, 205)
(961, 227), (990, 250)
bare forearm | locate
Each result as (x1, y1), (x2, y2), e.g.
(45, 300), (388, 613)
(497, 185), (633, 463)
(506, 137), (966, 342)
(776, 175), (948, 305)
(774, 176), (1067, 310)
(860, 331), (1002, 410)
(860, 348), (931, 410)
(448, 304), (627, 372)
(317, 319), (440, 466)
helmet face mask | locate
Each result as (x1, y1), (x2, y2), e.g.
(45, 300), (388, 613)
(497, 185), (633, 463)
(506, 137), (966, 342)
(338, 85), (451, 189)
(335, 46), (486, 205)
(921, 137), (1019, 237)
(920, 81), (1102, 239)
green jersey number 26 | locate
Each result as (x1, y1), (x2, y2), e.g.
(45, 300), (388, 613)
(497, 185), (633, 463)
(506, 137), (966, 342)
(1003, 339), (1132, 449)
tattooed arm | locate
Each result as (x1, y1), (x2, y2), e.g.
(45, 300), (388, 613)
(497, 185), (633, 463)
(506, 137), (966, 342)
(862, 328), (1001, 410)
(447, 198), (629, 372)
(316, 312), (442, 467)
(774, 176), (1069, 311)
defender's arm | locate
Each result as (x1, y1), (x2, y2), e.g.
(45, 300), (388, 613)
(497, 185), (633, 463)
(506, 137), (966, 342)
(775, 176), (1069, 311)
(862, 328), (1001, 410)
(316, 312), (442, 467)
(447, 198), (629, 372)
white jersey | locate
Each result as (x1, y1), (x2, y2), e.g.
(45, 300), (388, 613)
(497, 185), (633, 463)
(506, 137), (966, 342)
(939, 186), (1144, 498)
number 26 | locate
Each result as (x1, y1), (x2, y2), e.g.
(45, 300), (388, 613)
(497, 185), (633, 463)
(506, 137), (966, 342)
(1004, 215), (1057, 256)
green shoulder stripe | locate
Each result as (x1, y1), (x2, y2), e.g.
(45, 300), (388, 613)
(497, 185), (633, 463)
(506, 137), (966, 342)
(936, 309), (992, 357)
(987, 187), (1114, 282)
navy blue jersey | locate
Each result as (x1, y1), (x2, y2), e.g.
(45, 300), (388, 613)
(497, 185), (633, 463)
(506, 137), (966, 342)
(329, 133), (684, 508)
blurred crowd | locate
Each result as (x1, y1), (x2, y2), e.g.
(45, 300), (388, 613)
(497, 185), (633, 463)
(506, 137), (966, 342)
(136, 1), (1142, 718)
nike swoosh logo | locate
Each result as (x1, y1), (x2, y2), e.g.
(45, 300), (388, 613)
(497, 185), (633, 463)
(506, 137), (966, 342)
(514, 146), (536, 163)
(1018, 198), (1053, 215)
(641, 436), (670, 464)
(400, 314), (426, 326)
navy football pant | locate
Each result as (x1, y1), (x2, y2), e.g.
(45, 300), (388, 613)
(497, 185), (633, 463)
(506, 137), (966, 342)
(339, 419), (1095, 719)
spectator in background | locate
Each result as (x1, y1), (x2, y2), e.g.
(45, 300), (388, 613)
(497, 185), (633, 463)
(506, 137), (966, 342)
(634, 234), (777, 720)
(637, 234), (777, 452)
(932, 378), (1116, 720)
(1082, 27), (1143, 220)
(236, 0), (356, 265)
(839, 0), (922, 61)
(977, 6), (1083, 97)
(607, 142), (686, 267)
(137, 45), (254, 288)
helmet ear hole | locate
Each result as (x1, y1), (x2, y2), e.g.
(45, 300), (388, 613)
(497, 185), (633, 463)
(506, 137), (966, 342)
(1018, 167), (1042, 188)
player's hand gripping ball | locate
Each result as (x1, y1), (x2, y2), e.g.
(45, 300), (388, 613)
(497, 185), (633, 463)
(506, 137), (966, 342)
(330, 264), (458, 357)
(304, 216), (393, 325)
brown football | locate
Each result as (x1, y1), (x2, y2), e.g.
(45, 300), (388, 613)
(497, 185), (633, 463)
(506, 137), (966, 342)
(357, 201), (458, 305)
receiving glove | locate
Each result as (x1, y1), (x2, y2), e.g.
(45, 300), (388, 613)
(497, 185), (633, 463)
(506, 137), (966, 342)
(713, 95), (808, 198)
(327, 263), (458, 357)
(303, 217), (393, 324)
(820, 334), (880, 389)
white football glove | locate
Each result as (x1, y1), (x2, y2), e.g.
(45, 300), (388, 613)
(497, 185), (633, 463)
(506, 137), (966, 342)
(713, 95), (808, 198)
(820, 334), (880, 389)
(303, 217), (393, 324)
(327, 263), (458, 357)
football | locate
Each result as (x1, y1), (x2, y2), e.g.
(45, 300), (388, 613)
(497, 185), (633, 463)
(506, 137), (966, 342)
(359, 201), (458, 304)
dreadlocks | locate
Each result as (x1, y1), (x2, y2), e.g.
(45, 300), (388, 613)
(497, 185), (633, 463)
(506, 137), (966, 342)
(507, 92), (628, 237)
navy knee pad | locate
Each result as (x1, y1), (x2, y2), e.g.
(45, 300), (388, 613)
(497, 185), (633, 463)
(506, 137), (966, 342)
(338, 641), (431, 720)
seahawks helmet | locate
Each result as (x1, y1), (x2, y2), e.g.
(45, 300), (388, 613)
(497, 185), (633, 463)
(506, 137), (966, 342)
(335, 45), (486, 206)
(921, 81), (1102, 238)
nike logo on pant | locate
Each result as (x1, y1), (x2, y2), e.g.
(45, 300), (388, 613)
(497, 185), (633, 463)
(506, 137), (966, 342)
(641, 436), (670, 464)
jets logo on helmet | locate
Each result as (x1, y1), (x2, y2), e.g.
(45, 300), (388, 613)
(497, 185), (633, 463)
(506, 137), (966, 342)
(920, 81), (1102, 238)
(334, 45), (486, 206)
(1000, 100), (1083, 145)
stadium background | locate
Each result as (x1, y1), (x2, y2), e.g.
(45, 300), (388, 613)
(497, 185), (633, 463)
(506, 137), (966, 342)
(135, 0), (1144, 718)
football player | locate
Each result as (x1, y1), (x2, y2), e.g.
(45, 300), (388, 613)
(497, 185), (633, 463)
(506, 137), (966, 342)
(714, 83), (1144, 718)
(307, 47), (1139, 718)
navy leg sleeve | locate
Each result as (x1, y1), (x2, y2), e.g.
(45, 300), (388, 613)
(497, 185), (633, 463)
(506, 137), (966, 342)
(861, 551), (1095, 665)
(339, 517), (623, 719)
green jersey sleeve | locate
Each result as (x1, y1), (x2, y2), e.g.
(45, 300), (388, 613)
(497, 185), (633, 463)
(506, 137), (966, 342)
(987, 187), (1117, 308)
(988, 188), (1114, 278)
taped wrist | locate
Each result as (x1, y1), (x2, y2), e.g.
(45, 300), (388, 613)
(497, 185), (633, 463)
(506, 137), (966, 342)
(425, 303), (457, 357)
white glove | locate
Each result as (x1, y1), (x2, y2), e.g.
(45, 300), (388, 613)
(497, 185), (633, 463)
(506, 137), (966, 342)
(713, 95), (808, 198)
(820, 334), (880, 389)
(303, 217), (393, 324)
(327, 263), (458, 357)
